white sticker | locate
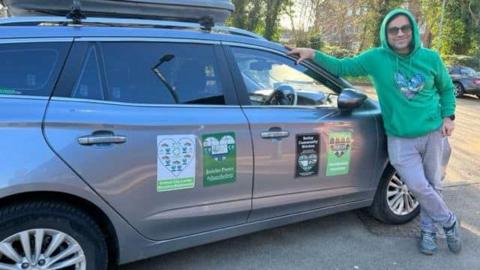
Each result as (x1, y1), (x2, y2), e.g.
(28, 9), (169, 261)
(157, 135), (196, 192)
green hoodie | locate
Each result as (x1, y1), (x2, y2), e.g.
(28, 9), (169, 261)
(313, 9), (455, 138)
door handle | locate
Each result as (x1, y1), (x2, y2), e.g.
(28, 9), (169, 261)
(78, 132), (127, 145)
(261, 130), (290, 139)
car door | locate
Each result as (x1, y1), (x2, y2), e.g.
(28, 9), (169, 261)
(225, 45), (379, 221)
(43, 40), (253, 240)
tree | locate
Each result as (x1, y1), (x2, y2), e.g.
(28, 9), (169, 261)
(264, 0), (292, 41)
(309, 34), (324, 50)
(228, 0), (293, 41)
(358, 0), (404, 50)
(422, 0), (480, 55)
(284, 0), (315, 46)
(245, 0), (264, 32)
(231, 0), (249, 29)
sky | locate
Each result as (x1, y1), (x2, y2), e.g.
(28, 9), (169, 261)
(280, 1), (314, 30)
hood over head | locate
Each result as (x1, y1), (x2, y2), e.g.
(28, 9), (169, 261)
(380, 8), (421, 56)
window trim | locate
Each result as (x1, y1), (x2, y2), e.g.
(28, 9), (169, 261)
(74, 37), (220, 45)
(49, 96), (243, 108)
(0, 95), (49, 101)
(0, 38), (73, 44)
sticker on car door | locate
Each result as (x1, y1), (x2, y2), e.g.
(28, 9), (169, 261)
(157, 135), (196, 192)
(326, 131), (352, 176)
(202, 132), (236, 186)
(295, 133), (320, 177)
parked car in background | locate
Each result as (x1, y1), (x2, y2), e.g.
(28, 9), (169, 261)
(448, 65), (480, 98)
(0, 1), (420, 269)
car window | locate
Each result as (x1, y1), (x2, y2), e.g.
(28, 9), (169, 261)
(72, 46), (105, 100)
(449, 67), (457, 74)
(0, 42), (68, 97)
(460, 67), (476, 76)
(231, 47), (337, 106)
(95, 42), (225, 105)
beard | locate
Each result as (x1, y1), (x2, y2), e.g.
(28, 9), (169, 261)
(389, 38), (412, 53)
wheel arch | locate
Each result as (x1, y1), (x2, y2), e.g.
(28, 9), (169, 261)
(369, 161), (420, 224)
(453, 81), (465, 94)
(370, 160), (396, 201)
(453, 81), (464, 86)
(377, 162), (396, 188)
(0, 191), (119, 267)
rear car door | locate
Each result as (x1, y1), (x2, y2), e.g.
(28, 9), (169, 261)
(225, 45), (379, 221)
(43, 39), (253, 240)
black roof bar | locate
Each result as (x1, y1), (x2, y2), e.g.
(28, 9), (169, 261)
(0, 16), (266, 40)
(66, 0), (85, 24)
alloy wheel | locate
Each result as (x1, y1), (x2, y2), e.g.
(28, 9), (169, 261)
(386, 174), (419, 216)
(0, 229), (86, 270)
(454, 84), (463, 97)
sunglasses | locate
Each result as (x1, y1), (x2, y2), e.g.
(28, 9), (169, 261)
(387, 24), (412, 35)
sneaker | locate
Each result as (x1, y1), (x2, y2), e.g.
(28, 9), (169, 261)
(444, 220), (462, 254)
(419, 231), (437, 255)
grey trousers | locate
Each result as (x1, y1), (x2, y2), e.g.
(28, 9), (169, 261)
(387, 129), (456, 233)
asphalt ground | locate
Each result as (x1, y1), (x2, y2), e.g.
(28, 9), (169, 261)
(121, 89), (480, 270)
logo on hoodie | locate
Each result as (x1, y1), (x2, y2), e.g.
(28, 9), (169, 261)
(394, 71), (425, 100)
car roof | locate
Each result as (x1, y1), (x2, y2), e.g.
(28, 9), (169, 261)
(0, 17), (285, 52)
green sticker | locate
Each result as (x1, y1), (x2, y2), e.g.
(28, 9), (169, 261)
(202, 132), (236, 186)
(0, 88), (20, 95)
(326, 131), (352, 176)
(157, 177), (195, 192)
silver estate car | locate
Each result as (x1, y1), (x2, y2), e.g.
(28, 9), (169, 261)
(0, 14), (419, 270)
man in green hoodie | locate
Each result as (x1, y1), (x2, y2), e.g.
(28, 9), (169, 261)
(287, 8), (461, 255)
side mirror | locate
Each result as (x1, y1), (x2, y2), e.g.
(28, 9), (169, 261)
(337, 88), (367, 112)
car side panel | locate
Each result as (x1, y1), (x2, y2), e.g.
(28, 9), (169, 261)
(43, 40), (255, 241)
(120, 198), (372, 264)
(460, 78), (480, 93)
(244, 107), (378, 220)
(44, 101), (254, 240)
(0, 98), (373, 265)
(0, 97), (153, 266)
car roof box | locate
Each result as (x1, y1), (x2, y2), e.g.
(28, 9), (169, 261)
(1, 0), (235, 23)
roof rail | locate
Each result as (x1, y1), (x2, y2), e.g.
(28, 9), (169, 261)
(0, 16), (266, 40)
(215, 26), (266, 40)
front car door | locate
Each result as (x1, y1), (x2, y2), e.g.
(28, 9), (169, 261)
(225, 44), (380, 221)
(43, 39), (253, 240)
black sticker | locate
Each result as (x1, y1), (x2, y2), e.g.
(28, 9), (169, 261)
(295, 133), (320, 177)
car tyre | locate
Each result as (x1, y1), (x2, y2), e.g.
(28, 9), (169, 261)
(0, 201), (108, 270)
(369, 166), (420, 224)
(453, 82), (464, 98)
